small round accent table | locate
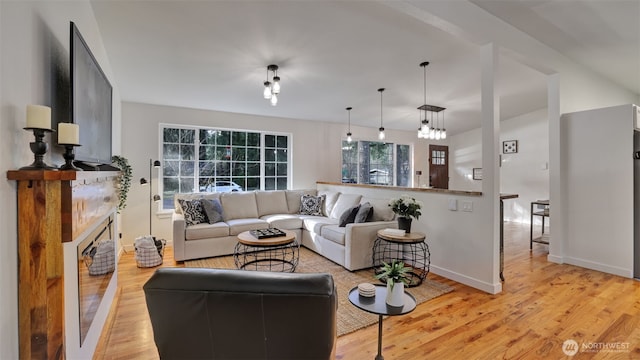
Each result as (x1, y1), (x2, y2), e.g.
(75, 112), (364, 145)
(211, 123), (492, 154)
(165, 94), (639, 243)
(348, 285), (416, 360)
(234, 230), (299, 272)
(373, 230), (429, 287)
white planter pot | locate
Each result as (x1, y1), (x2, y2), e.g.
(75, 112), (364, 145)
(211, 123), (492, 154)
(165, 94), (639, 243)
(385, 281), (404, 307)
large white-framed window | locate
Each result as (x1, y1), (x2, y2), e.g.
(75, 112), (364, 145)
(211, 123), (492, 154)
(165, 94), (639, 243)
(341, 140), (411, 186)
(159, 124), (291, 210)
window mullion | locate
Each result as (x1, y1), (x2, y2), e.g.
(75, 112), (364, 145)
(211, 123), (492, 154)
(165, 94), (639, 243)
(194, 129), (200, 192)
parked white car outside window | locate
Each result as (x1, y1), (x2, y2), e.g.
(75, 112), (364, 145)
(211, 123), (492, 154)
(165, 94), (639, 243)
(200, 181), (243, 193)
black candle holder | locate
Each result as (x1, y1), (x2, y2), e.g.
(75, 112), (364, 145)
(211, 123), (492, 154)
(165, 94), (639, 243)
(20, 127), (57, 170)
(59, 143), (82, 171)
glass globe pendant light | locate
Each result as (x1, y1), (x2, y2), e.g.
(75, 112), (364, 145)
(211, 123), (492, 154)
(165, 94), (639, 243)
(346, 107), (353, 143)
(378, 88), (385, 140)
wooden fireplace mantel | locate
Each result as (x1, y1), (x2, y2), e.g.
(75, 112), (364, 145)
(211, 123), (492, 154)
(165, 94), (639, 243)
(7, 170), (119, 360)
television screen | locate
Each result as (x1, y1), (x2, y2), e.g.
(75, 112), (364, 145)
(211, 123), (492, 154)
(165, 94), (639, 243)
(70, 22), (113, 166)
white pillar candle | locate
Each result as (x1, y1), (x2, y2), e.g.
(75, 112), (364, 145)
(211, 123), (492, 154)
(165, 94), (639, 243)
(26, 105), (51, 129)
(58, 123), (80, 144)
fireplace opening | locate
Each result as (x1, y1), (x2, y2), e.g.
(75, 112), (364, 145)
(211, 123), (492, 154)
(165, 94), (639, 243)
(77, 214), (115, 345)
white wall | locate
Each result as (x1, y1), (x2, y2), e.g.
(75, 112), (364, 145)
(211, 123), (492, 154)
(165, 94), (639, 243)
(449, 127), (483, 192)
(449, 108), (550, 224)
(0, 1), (120, 357)
(549, 70), (640, 265)
(560, 104), (635, 277)
(318, 183), (499, 293)
(119, 101), (434, 247)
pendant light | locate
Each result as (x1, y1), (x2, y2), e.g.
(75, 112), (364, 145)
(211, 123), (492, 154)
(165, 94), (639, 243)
(378, 88), (385, 140)
(346, 107), (353, 143)
(429, 115), (436, 139)
(419, 62), (429, 138)
(441, 112), (447, 139)
(435, 110), (441, 140)
(417, 110), (424, 139)
(263, 64), (281, 106)
(418, 61), (446, 140)
(263, 81), (272, 100)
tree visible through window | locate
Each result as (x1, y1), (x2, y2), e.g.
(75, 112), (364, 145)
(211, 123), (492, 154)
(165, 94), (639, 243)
(160, 125), (291, 209)
(341, 140), (411, 186)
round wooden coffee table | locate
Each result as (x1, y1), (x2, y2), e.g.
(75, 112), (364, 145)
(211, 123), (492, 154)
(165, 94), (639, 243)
(234, 230), (299, 272)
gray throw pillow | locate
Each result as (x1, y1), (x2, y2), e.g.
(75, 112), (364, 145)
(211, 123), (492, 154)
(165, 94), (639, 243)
(354, 202), (374, 223)
(300, 194), (325, 216)
(202, 198), (224, 224)
(178, 199), (207, 226)
(339, 204), (360, 227)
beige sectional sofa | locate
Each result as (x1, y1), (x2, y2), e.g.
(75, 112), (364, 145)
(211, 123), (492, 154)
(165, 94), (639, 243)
(172, 189), (396, 270)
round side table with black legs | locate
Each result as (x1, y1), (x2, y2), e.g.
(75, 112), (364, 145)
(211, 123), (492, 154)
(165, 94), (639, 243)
(234, 230), (299, 272)
(373, 230), (429, 287)
(348, 285), (416, 360)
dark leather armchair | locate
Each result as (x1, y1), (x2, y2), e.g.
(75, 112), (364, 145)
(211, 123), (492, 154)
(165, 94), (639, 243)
(143, 268), (337, 359)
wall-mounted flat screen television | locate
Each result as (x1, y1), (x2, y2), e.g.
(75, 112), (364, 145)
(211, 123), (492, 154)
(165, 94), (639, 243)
(70, 21), (113, 167)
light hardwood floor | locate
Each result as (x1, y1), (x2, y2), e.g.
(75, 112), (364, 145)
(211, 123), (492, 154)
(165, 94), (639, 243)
(96, 223), (640, 359)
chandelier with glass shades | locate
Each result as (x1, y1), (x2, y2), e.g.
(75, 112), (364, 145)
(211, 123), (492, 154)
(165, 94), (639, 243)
(417, 61), (446, 140)
(262, 64), (281, 106)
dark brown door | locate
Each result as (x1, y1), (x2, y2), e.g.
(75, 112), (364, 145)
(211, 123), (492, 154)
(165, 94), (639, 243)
(429, 145), (449, 189)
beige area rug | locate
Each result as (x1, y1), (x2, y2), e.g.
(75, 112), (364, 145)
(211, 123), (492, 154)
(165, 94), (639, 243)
(185, 247), (453, 337)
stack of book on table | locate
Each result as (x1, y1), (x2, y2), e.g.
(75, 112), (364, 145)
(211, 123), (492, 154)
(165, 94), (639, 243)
(380, 228), (406, 236)
(250, 228), (286, 239)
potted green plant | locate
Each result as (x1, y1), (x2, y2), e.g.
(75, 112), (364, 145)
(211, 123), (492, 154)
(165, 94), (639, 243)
(374, 260), (411, 306)
(388, 195), (422, 233)
(111, 155), (132, 213)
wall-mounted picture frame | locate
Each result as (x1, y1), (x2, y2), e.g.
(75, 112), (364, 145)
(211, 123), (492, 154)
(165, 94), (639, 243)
(503, 140), (518, 154)
(472, 168), (482, 180)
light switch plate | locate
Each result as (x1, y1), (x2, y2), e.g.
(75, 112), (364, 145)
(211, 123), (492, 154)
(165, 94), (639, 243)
(461, 201), (473, 212)
(448, 199), (457, 211)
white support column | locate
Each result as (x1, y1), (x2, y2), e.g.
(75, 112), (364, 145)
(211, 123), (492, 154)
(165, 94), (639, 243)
(481, 43), (501, 285)
(547, 73), (564, 263)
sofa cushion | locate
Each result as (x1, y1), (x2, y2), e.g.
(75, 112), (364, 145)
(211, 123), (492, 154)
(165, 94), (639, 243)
(354, 202), (374, 223)
(185, 222), (230, 240)
(226, 218), (269, 236)
(299, 215), (338, 234)
(299, 194), (325, 216)
(321, 225), (346, 246)
(362, 197), (395, 222)
(318, 190), (340, 217)
(221, 192), (259, 221)
(285, 189), (316, 214)
(179, 199), (207, 226)
(260, 214), (304, 230)
(256, 191), (289, 216)
(339, 204), (360, 227)
(174, 192), (221, 214)
(202, 198), (224, 224)
(329, 193), (363, 219)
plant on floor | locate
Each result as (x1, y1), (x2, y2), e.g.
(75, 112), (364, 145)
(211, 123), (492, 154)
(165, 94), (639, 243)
(111, 155), (132, 212)
(374, 260), (411, 290)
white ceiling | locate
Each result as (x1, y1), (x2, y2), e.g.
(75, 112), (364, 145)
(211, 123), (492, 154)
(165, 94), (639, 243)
(91, 0), (639, 137)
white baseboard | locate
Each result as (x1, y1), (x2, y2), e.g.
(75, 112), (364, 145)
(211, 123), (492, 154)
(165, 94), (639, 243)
(547, 254), (563, 264)
(563, 256), (633, 278)
(430, 265), (502, 294)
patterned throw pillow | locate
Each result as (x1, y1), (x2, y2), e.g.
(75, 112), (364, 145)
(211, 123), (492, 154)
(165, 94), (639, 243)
(299, 194), (325, 216)
(178, 199), (207, 226)
(202, 198), (224, 224)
